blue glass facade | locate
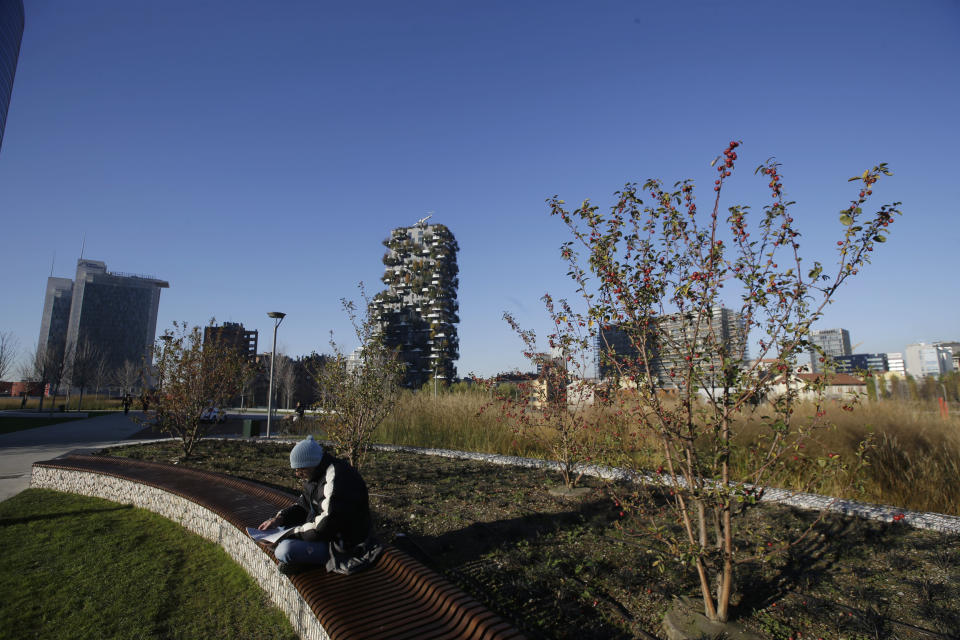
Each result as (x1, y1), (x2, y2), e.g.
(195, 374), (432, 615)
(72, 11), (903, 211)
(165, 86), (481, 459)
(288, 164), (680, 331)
(832, 353), (888, 374)
(63, 260), (169, 373)
(37, 277), (74, 369)
(38, 260), (169, 383)
(0, 0), (24, 151)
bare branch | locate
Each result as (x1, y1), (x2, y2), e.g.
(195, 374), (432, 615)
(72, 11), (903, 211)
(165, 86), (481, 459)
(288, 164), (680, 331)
(0, 331), (17, 381)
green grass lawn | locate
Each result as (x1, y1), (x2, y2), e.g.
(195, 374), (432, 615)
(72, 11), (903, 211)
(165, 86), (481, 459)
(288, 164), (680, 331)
(0, 489), (297, 640)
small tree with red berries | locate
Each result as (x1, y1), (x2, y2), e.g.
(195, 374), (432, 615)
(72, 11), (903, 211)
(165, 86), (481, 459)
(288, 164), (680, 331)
(501, 295), (618, 489)
(548, 141), (899, 622)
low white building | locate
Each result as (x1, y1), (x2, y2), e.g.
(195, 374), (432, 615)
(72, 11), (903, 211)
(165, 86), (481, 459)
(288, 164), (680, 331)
(768, 373), (866, 402)
(886, 352), (905, 376)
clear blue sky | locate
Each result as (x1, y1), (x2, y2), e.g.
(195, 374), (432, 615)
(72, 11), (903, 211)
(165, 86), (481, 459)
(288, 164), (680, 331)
(1, 0), (958, 377)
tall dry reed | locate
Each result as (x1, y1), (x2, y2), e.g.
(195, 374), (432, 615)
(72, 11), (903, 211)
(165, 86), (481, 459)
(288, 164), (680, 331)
(373, 390), (523, 455)
(688, 398), (960, 515)
(804, 400), (960, 514)
(364, 391), (960, 515)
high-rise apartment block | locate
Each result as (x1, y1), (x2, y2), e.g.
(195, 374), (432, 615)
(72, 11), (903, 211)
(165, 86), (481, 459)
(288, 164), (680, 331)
(203, 322), (258, 361)
(596, 306), (748, 389)
(655, 306), (748, 388)
(37, 259), (169, 378)
(370, 220), (459, 388)
(808, 328), (852, 372)
(0, 0), (24, 152)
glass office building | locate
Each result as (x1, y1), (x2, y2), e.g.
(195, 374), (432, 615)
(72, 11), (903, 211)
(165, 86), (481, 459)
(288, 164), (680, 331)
(808, 328), (852, 373)
(0, 0), (24, 152)
(37, 278), (74, 371)
(38, 260), (169, 381)
(832, 353), (888, 374)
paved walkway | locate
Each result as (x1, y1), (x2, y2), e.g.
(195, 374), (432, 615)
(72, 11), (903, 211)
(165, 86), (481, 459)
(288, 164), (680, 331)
(0, 411), (150, 502)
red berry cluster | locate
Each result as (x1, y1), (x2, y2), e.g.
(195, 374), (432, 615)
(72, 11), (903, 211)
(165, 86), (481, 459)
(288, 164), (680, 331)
(730, 211), (749, 242)
(874, 203), (896, 237)
(760, 163), (783, 198)
(714, 140), (740, 191)
(770, 204), (796, 247)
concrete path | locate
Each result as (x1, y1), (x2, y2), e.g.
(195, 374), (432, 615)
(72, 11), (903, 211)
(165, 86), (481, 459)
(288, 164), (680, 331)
(0, 412), (148, 502)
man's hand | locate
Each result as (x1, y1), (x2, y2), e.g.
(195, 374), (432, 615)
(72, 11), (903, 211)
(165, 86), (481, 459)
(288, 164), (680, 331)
(258, 516), (280, 531)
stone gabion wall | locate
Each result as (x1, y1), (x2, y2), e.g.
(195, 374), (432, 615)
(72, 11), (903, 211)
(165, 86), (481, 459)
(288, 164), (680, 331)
(87, 437), (960, 534)
(30, 466), (330, 640)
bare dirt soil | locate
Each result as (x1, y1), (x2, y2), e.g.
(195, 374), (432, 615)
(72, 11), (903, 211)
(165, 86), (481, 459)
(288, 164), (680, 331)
(102, 439), (960, 640)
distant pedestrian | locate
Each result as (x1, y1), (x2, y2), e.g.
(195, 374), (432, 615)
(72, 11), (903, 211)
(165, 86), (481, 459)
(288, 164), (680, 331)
(122, 394), (132, 415)
(295, 402), (305, 420)
(20, 392), (27, 409)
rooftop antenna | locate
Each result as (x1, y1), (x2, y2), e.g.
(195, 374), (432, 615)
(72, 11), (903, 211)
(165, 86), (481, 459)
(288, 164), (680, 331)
(50, 252), (55, 277)
(80, 232), (86, 259)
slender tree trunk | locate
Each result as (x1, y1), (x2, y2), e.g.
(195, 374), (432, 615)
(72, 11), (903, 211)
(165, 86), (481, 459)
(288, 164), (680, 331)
(697, 499), (708, 548)
(695, 557), (718, 620)
(712, 506), (723, 549)
(718, 507), (733, 622)
(716, 416), (733, 622)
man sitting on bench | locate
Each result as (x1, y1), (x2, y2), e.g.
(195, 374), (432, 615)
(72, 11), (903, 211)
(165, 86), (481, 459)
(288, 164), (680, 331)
(258, 436), (381, 575)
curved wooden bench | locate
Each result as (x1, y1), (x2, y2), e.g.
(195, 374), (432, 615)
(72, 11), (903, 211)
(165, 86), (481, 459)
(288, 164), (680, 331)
(31, 454), (525, 640)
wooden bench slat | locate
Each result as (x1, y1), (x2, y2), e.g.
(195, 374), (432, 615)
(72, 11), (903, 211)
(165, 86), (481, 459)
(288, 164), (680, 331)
(322, 575), (479, 638)
(313, 566), (472, 636)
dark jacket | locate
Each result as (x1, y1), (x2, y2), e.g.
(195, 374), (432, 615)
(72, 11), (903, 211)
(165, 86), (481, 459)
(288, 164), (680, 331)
(275, 451), (379, 573)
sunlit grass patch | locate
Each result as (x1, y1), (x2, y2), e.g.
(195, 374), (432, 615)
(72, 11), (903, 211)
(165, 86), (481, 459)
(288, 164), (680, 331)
(0, 489), (297, 640)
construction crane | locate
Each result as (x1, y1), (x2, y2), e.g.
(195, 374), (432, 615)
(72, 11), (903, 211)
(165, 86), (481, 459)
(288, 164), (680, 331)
(415, 213), (433, 227)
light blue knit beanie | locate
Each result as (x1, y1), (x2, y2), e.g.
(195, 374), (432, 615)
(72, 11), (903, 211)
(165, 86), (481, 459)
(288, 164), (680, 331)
(289, 435), (325, 469)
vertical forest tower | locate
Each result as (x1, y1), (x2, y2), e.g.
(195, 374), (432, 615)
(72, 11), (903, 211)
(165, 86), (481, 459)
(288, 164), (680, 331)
(371, 219), (460, 388)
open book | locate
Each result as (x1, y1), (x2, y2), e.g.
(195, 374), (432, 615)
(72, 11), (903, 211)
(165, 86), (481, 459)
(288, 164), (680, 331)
(246, 526), (292, 544)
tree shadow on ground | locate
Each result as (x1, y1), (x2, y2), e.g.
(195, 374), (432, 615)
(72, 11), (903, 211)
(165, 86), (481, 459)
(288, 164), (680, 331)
(380, 495), (642, 640)
(389, 495), (613, 566)
(733, 513), (853, 615)
(732, 511), (960, 639)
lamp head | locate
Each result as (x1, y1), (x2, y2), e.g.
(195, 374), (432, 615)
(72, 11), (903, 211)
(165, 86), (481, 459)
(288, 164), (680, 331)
(267, 311), (286, 319)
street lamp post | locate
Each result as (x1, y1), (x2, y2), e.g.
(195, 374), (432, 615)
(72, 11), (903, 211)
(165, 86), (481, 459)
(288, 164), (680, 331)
(266, 311), (286, 438)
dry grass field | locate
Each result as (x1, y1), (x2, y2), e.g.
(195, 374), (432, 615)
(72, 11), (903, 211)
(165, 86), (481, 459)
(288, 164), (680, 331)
(353, 391), (960, 516)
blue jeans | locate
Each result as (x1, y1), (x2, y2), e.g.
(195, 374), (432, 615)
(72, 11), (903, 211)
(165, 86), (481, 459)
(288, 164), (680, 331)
(275, 538), (330, 566)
